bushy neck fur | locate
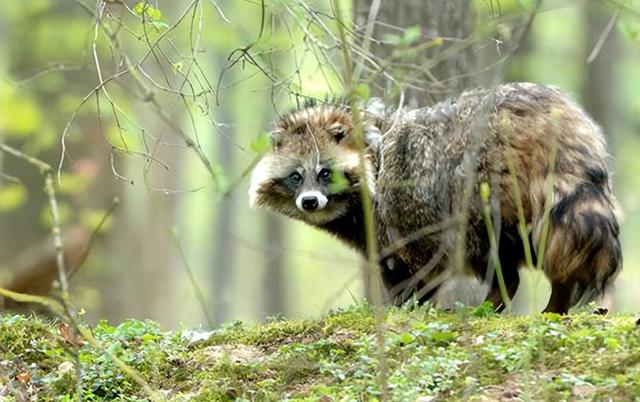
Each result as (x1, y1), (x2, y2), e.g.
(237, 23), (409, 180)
(314, 198), (367, 253)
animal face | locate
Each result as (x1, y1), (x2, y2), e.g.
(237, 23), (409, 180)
(248, 103), (379, 225)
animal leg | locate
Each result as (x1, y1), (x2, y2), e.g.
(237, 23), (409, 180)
(543, 281), (573, 314)
(484, 273), (520, 312)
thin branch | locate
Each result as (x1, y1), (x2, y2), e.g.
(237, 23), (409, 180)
(0, 171), (21, 184)
(0, 143), (68, 292)
(208, 0), (231, 23)
(0, 142), (51, 172)
(45, 173), (69, 293)
(587, 6), (621, 63)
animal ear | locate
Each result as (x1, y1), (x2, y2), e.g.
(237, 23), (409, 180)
(363, 97), (387, 118)
(361, 97), (385, 153)
(268, 128), (283, 149)
(328, 124), (348, 142)
(364, 125), (382, 152)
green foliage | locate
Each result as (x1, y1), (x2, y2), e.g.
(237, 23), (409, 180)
(2, 305), (640, 400)
(0, 316), (190, 400)
(327, 169), (349, 194)
(250, 133), (272, 154)
(402, 26), (422, 45)
(471, 301), (500, 318)
(619, 18), (640, 43)
(353, 83), (370, 101)
(0, 184), (27, 213)
(133, 2), (163, 21)
(383, 26), (422, 47)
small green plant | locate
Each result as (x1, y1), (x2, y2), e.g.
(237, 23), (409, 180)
(2, 304), (640, 400)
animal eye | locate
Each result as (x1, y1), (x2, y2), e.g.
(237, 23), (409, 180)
(318, 168), (331, 180)
(289, 172), (303, 184)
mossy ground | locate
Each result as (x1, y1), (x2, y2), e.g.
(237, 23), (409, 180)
(1, 303), (639, 401)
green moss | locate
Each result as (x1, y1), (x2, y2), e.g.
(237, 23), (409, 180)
(1, 304), (640, 401)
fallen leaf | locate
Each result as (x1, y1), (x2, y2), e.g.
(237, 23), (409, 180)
(15, 371), (30, 384)
(59, 322), (85, 347)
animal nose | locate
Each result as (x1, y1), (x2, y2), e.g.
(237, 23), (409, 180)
(301, 196), (319, 210)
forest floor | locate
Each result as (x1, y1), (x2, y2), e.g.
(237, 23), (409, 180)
(1, 302), (639, 401)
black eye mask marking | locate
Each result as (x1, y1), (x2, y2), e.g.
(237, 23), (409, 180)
(288, 171), (303, 185)
(277, 171), (303, 193)
(317, 167), (331, 185)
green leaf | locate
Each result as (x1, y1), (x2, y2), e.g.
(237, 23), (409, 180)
(431, 331), (456, 344)
(398, 332), (415, 345)
(382, 34), (401, 45)
(133, 2), (144, 15)
(544, 312), (562, 322)
(150, 20), (170, 32)
(605, 337), (620, 350)
(328, 170), (349, 194)
(250, 133), (272, 154)
(402, 26), (422, 45)
(471, 301), (498, 318)
(353, 83), (370, 101)
(141, 333), (160, 343)
(133, 2), (162, 21)
(618, 19), (640, 43)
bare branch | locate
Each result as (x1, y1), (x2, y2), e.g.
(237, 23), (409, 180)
(0, 142), (69, 293)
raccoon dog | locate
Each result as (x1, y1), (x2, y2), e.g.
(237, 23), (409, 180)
(248, 83), (622, 314)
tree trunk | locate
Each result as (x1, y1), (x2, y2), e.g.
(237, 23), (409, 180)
(354, 0), (477, 106)
(582, 1), (619, 148)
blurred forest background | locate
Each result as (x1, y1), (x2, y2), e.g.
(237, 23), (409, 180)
(0, 0), (639, 329)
